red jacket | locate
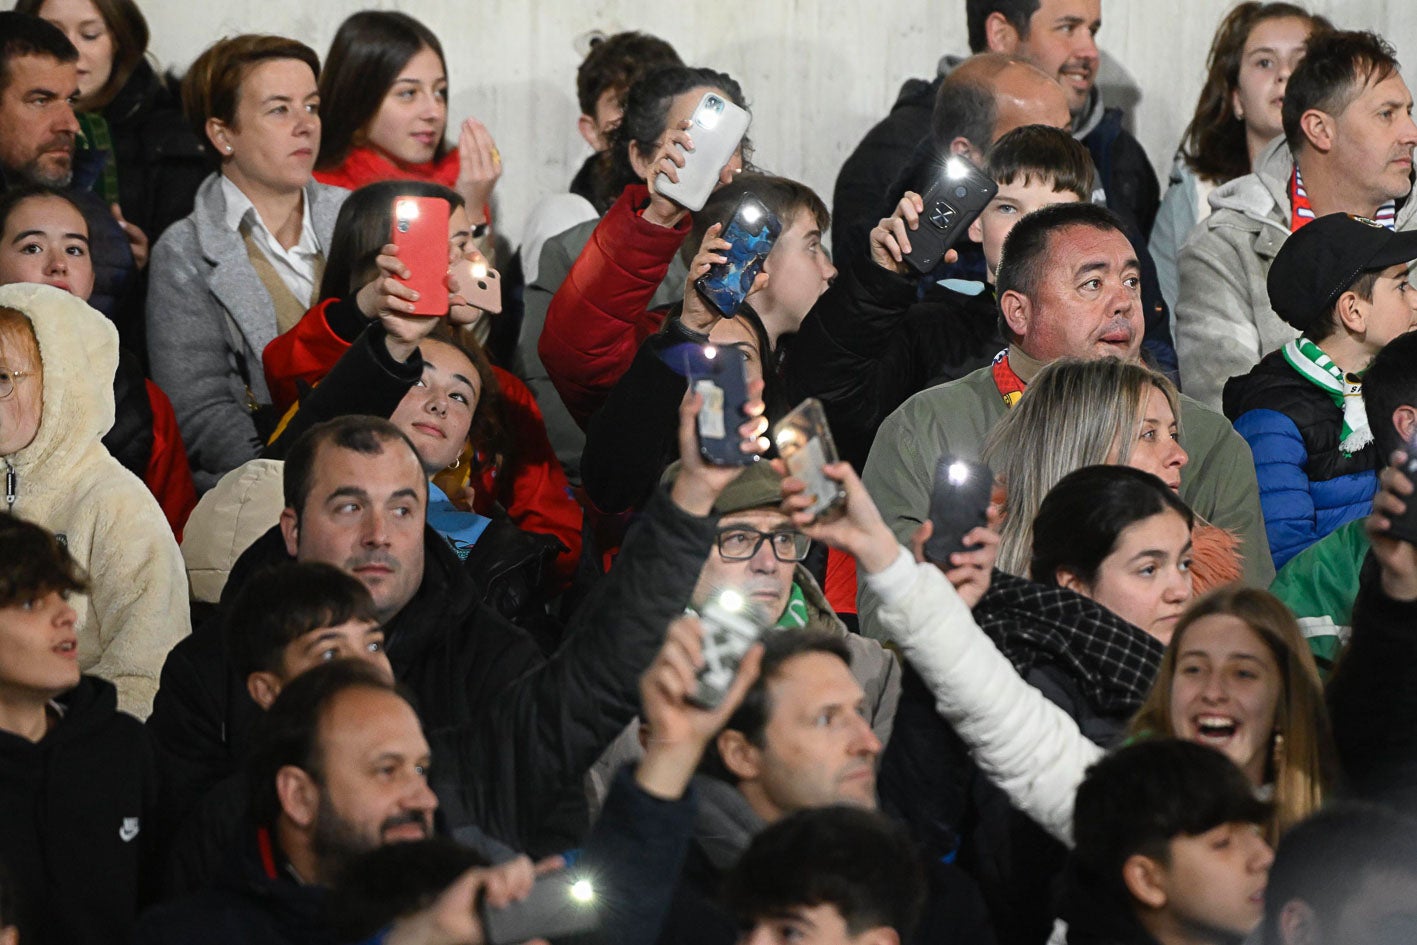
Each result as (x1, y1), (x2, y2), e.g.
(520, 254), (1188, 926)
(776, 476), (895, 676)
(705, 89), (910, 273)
(144, 381), (197, 541)
(538, 184), (690, 426)
(314, 146), (491, 225)
(262, 301), (582, 583)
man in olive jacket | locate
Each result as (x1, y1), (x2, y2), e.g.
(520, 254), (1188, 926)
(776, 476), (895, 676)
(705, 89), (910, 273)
(861, 203), (1270, 638)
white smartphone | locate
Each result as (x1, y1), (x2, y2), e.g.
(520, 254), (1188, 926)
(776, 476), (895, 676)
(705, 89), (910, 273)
(655, 92), (750, 212)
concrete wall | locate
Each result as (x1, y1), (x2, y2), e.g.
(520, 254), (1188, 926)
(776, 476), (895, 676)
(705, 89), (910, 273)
(24, 0), (1417, 245)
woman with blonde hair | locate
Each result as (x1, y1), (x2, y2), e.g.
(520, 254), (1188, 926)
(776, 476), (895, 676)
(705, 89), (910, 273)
(984, 357), (1243, 591)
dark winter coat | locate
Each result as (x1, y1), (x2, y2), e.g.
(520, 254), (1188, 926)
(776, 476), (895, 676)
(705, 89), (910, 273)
(785, 254), (1003, 470)
(1222, 348), (1379, 569)
(879, 572), (1164, 945)
(97, 59), (212, 243)
(0, 676), (159, 945)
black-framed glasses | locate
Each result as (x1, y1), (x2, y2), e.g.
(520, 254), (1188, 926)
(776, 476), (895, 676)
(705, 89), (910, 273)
(715, 526), (811, 562)
(0, 367), (34, 401)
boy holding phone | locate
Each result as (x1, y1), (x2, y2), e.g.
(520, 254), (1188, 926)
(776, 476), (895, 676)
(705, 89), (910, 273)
(786, 124), (1094, 468)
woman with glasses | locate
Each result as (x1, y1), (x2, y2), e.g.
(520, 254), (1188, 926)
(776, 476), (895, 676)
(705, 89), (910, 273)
(0, 280), (190, 720)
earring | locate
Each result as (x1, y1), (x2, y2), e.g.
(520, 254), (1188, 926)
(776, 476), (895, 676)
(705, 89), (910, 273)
(446, 455), (463, 471)
(1272, 730), (1285, 772)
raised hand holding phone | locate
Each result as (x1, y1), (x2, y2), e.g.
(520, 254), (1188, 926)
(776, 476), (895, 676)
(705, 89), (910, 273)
(390, 196), (452, 316)
(644, 118), (695, 227)
(779, 458), (899, 576)
(695, 193), (781, 318)
(901, 155), (997, 274)
(670, 376), (769, 516)
(870, 191), (924, 274)
(655, 92), (749, 212)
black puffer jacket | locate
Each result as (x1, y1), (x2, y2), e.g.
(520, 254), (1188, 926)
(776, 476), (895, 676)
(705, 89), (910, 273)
(0, 676), (159, 945)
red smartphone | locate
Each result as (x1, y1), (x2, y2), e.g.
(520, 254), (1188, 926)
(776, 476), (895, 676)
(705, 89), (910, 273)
(390, 196), (450, 316)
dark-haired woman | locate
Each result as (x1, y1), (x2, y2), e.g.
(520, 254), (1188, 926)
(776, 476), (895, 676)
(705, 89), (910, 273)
(261, 181), (583, 589)
(521, 66), (750, 482)
(314, 11), (501, 266)
(20, 0), (209, 242)
(538, 68), (751, 428)
(881, 465), (1195, 942)
(1150, 3), (1328, 309)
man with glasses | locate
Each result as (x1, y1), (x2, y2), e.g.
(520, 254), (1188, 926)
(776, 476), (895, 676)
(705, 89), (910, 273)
(688, 462), (900, 747)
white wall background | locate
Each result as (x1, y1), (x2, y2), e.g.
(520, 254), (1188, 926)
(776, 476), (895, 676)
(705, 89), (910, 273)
(24, 0), (1417, 246)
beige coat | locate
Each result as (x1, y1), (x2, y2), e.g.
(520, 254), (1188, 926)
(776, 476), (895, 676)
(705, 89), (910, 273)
(0, 283), (189, 717)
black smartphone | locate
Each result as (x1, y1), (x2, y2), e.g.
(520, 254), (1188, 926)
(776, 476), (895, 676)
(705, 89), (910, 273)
(695, 193), (783, 317)
(1386, 441), (1417, 544)
(923, 456), (993, 566)
(480, 869), (600, 945)
(691, 590), (770, 709)
(684, 343), (758, 467)
(901, 154), (998, 275)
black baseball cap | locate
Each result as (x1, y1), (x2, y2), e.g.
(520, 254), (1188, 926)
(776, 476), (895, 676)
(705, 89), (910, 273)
(1267, 213), (1417, 333)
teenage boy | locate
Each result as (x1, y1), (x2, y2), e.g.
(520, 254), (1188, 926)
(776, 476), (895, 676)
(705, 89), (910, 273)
(0, 516), (158, 945)
(1223, 213), (1417, 570)
(788, 123), (1095, 469)
(1063, 739), (1274, 945)
(724, 807), (927, 945)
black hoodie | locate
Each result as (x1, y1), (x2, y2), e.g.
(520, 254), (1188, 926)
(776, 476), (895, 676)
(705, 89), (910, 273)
(0, 675), (159, 945)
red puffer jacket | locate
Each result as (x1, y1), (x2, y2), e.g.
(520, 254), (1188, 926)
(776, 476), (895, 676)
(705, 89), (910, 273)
(537, 183), (691, 426)
(263, 300), (582, 584)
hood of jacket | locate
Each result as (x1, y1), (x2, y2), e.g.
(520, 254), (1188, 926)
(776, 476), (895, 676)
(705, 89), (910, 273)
(0, 283), (117, 477)
(0, 674), (119, 760)
(1204, 135), (1293, 233)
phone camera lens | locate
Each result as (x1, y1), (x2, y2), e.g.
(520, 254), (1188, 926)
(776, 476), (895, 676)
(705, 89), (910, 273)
(397, 220), (409, 233)
(954, 185), (969, 198)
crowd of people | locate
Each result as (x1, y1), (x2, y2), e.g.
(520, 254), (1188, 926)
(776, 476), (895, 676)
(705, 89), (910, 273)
(5, 1), (1417, 944)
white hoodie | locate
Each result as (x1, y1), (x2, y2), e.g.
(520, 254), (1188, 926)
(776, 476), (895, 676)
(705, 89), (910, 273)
(0, 283), (189, 718)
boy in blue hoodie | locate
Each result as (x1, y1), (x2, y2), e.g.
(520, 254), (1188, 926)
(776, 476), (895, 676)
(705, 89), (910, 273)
(1223, 212), (1417, 569)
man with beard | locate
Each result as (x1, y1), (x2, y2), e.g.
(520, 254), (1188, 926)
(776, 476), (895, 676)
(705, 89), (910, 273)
(0, 12), (145, 339)
(861, 202), (1271, 614)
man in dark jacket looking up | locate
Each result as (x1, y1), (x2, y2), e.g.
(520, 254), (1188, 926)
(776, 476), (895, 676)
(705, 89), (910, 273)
(150, 407), (768, 860)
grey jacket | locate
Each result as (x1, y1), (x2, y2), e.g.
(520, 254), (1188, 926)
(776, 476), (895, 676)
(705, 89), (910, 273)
(145, 174), (347, 491)
(1174, 137), (1417, 409)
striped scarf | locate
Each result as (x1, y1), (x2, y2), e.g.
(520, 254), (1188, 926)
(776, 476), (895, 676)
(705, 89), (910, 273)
(1290, 165), (1396, 232)
(1282, 336), (1372, 454)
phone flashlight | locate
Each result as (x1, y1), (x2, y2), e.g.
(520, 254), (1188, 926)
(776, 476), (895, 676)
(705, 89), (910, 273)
(945, 156), (970, 180)
(395, 199), (421, 223)
(946, 461), (972, 486)
(703, 345), (718, 360)
(698, 98), (724, 130)
(471, 261), (488, 279)
(741, 203), (763, 224)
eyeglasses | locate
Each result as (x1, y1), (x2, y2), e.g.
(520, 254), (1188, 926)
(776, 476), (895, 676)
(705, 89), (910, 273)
(715, 526), (811, 562)
(0, 368), (34, 401)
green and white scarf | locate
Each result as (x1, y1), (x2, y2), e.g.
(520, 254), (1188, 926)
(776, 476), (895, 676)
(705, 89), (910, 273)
(1281, 337), (1372, 455)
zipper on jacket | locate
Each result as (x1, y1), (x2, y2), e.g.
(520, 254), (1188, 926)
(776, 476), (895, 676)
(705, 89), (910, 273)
(3, 458), (13, 509)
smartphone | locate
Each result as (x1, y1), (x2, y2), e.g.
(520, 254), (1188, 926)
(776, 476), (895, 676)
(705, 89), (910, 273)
(692, 591), (770, 709)
(772, 398), (846, 521)
(901, 154), (998, 275)
(448, 257), (503, 315)
(1387, 441), (1417, 544)
(480, 869), (600, 945)
(923, 456), (993, 566)
(390, 196), (451, 316)
(693, 193), (782, 318)
(684, 343), (758, 467)
(655, 91), (751, 212)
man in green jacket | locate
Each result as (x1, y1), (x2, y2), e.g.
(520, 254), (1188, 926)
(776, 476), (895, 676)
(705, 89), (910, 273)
(861, 202), (1271, 633)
